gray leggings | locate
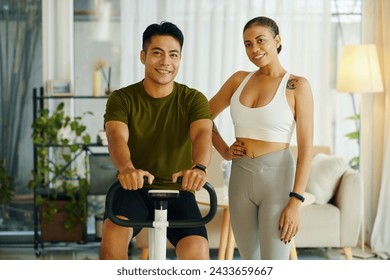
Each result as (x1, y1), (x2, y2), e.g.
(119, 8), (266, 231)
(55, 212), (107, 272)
(229, 148), (295, 260)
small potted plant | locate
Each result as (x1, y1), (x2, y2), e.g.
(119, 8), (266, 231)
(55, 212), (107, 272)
(29, 102), (92, 241)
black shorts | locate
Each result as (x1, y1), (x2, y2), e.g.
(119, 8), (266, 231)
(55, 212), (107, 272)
(104, 182), (208, 247)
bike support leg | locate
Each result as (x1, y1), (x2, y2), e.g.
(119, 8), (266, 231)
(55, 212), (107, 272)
(150, 201), (169, 260)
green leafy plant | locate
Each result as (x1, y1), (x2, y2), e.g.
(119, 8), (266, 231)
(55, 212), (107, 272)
(29, 102), (92, 230)
(345, 113), (360, 170)
(0, 160), (14, 206)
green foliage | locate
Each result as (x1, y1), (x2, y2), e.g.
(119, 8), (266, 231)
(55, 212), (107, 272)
(0, 160), (14, 205)
(349, 156), (359, 171)
(29, 102), (93, 230)
(344, 113), (360, 170)
(346, 114), (360, 121)
(344, 131), (359, 140)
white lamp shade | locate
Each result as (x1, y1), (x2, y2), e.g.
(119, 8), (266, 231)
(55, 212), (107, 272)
(336, 44), (384, 93)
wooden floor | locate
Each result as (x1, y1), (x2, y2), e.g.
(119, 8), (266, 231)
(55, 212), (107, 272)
(0, 242), (379, 260)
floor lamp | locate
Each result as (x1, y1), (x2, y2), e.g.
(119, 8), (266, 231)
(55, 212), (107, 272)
(336, 44), (384, 258)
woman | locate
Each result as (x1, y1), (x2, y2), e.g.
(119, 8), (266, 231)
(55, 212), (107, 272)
(209, 16), (313, 260)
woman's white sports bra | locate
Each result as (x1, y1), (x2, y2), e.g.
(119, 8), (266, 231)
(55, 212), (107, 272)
(230, 71), (295, 143)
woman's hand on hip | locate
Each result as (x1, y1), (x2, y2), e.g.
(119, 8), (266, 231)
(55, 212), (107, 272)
(224, 141), (246, 160)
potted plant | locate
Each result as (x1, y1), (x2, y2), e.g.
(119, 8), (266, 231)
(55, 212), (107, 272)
(29, 102), (92, 241)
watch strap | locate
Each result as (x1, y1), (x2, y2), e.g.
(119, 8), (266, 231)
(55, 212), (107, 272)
(289, 192), (305, 202)
(191, 163), (207, 174)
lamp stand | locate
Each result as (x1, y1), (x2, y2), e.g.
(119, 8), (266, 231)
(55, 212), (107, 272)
(352, 182), (375, 259)
(351, 94), (375, 259)
(352, 205), (376, 259)
(336, 45), (384, 259)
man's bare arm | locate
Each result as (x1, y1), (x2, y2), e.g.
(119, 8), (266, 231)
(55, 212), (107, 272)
(105, 120), (154, 189)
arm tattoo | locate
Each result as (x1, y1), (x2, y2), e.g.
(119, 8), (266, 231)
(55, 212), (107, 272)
(287, 79), (298, 90)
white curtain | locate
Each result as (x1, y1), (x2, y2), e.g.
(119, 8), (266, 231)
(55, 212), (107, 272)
(368, 0), (390, 259)
(120, 0), (331, 146)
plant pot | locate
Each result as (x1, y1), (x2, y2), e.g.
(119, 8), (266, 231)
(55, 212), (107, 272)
(40, 200), (86, 242)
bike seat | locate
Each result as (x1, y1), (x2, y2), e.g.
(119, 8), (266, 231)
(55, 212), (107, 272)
(148, 189), (180, 200)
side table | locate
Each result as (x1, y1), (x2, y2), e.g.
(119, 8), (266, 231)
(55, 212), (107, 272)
(196, 187), (235, 260)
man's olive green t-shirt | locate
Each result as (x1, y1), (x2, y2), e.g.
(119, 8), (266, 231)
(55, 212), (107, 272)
(104, 81), (211, 190)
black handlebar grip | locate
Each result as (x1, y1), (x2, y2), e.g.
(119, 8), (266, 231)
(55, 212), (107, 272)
(105, 177), (218, 228)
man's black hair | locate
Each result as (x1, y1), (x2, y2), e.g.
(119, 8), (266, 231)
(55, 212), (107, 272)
(142, 21), (184, 52)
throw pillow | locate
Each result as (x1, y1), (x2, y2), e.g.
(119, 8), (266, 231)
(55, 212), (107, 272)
(306, 153), (349, 205)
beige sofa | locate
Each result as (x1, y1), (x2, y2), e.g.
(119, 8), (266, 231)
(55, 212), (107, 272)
(289, 146), (362, 260)
(135, 146), (362, 260)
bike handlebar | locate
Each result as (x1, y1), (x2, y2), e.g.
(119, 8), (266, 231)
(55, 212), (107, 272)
(105, 178), (218, 228)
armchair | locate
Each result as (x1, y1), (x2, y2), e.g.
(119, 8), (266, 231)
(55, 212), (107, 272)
(289, 146), (362, 260)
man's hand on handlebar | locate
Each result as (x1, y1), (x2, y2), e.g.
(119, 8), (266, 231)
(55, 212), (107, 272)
(117, 166), (154, 190)
(118, 166), (207, 192)
(172, 169), (207, 192)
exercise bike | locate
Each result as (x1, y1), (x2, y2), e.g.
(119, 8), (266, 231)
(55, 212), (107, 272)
(105, 177), (217, 260)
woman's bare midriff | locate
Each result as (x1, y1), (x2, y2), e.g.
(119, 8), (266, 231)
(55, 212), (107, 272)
(237, 138), (289, 158)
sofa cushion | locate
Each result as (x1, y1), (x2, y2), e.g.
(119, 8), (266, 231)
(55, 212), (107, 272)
(295, 204), (340, 247)
(302, 192), (316, 206)
(306, 153), (349, 205)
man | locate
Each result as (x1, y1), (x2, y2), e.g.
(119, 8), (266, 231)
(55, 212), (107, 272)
(100, 21), (213, 260)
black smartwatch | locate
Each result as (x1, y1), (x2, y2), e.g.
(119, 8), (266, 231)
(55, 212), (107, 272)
(191, 163), (207, 174)
(289, 192), (305, 202)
